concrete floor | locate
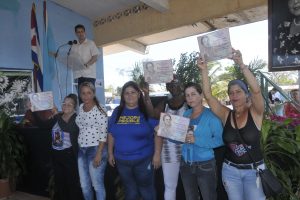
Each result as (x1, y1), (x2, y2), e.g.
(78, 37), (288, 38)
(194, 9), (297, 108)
(0, 191), (49, 200)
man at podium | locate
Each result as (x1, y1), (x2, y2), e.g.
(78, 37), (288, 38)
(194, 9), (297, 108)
(72, 24), (99, 102)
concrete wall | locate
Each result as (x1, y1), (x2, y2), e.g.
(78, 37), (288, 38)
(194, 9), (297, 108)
(94, 0), (267, 46)
(0, 0), (105, 109)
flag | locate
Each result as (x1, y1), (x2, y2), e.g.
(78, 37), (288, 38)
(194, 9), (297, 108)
(31, 2), (43, 92)
(43, 0), (47, 34)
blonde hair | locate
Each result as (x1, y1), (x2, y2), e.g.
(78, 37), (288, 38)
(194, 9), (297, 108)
(79, 82), (107, 116)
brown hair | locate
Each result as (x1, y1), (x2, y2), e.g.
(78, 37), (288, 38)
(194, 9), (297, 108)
(65, 93), (78, 109)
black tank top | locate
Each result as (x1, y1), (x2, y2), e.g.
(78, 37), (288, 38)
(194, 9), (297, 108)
(223, 110), (263, 164)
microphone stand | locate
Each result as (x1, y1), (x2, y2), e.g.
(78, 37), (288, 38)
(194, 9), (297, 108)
(66, 40), (77, 96)
(54, 40), (73, 102)
(55, 41), (73, 57)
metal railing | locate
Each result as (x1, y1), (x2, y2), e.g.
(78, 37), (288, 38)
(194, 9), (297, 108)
(257, 71), (300, 114)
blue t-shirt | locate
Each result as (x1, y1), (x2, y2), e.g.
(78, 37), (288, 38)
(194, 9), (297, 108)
(108, 106), (158, 160)
(182, 107), (224, 163)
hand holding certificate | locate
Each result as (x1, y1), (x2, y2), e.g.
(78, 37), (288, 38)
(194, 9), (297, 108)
(157, 113), (190, 142)
(28, 91), (54, 112)
(143, 59), (173, 84)
(197, 28), (232, 62)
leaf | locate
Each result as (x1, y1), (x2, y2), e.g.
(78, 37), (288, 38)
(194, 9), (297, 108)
(276, 141), (296, 154)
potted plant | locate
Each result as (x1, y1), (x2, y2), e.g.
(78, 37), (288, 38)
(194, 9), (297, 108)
(261, 114), (300, 200)
(0, 111), (26, 198)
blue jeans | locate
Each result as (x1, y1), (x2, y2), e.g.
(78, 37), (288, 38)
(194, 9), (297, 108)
(78, 146), (107, 200)
(222, 162), (266, 200)
(116, 156), (156, 200)
(180, 159), (217, 200)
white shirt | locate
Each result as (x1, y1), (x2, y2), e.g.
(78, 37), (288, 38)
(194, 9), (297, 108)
(76, 104), (107, 147)
(71, 39), (100, 79)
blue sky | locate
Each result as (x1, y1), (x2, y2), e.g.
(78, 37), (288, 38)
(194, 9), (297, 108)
(103, 20), (268, 87)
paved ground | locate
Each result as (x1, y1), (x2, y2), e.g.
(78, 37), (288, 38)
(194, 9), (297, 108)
(0, 191), (49, 200)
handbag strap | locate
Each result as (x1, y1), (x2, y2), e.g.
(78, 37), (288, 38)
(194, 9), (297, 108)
(232, 110), (258, 169)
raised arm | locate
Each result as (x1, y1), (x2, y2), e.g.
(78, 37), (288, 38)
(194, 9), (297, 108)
(198, 57), (229, 124)
(231, 49), (264, 117)
(140, 81), (155, 118)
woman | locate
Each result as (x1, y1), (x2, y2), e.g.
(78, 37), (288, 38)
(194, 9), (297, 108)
(32, 94), (83, 200)
(284, 89), (300, 117)
(76, 82), (108, 200)
(151, 77), (188, 200)
(199, 49), (266, 200)
(180, 82), (224, 200)
(108, 81), (160, 200)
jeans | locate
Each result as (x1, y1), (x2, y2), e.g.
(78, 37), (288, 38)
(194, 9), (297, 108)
(116, 156), (156, 200)
(180, 159), (217, 200)
(162, 162), (180, 200)
(222, 162), (266, 200)
(78, 146), (107, 200)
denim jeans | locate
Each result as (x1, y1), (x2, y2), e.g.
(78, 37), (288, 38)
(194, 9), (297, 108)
(222, 162), (266, 200)
(78, 146), (107, 200)
(180, 158), (217, 200)
(116, 156), (156, 200)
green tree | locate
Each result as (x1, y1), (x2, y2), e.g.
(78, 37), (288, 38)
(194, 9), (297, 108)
(175, 52), (200, 85)
(218, 57), (267, 82)
(175, 52), (223, 97)
(268, 71), (298, 85)
(105, 84), (115, 93)
(130, 62), (143, 84)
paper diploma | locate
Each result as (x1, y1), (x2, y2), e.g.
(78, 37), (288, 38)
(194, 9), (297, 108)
(197, 28), (232, 62)
(143, 59), (173, 84)
(157, 113), (190, 142)
(28, 91), (54, 112)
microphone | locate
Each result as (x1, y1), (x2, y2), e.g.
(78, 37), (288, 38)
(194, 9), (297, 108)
(67, 40), (77, 55)
(55, 40), (77, 57)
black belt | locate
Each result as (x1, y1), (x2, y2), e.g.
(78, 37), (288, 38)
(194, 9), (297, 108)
(224, 159), (264, 169)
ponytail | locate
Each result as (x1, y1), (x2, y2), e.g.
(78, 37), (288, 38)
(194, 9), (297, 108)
(93, 96), (107, 117)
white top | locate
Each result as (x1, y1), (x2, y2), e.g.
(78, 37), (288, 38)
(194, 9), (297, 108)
(71, 39), (100, 79)
(76, 104), (107, 147)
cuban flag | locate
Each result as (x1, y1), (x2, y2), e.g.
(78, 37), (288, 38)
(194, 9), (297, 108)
(31, 3), (43, 92)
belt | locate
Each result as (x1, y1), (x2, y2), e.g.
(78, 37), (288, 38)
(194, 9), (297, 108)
(182, 158), (215, 166)
(224, 159), (264, 170)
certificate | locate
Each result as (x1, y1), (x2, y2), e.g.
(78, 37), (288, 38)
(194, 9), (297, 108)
(157, 113), (190, 142)
(197, 28), (232, 62)
(28, 91), (54, 112)
(143, 59), (173, 84)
